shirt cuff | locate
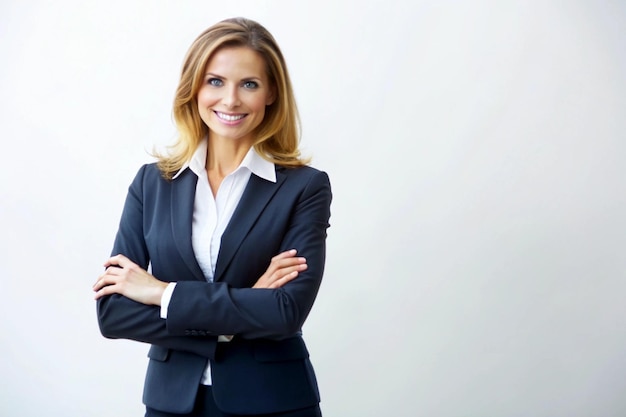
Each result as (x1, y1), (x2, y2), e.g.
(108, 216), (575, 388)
(160, 282), (177, 319)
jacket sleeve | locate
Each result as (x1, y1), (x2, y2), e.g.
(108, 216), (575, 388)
(166, 170), (332, 340)
(96, 165), (216, 358)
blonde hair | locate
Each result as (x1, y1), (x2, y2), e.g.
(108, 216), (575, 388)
(156, 17), (308, 179)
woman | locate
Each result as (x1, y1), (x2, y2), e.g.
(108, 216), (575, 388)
(93, 17), (331, 417)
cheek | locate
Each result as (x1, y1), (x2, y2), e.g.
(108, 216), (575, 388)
(197, 91), (208, 109)
(249, 95), (270, 115)
(197, 93), (214, 125)
(197, 87), (217, 109)
(249, 102), (267, 125)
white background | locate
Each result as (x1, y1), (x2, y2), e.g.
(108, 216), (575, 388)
(1, 1), (625, 416)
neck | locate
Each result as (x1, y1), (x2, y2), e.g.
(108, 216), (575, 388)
(206, 135), (253, 178)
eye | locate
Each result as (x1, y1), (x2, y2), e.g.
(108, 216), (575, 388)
(207, 78), (223, 87)
(242, 80), (259, 89)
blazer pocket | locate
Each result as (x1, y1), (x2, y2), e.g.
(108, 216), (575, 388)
(253, 337), (310, 363)
(147, 345), (170, 362)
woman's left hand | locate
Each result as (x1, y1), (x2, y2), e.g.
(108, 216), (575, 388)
(93, 254), (168, 306)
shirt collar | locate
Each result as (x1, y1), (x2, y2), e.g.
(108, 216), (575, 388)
(172, 139), (276, 183)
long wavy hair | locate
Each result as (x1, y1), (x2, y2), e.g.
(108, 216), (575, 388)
(155, 17), (308, 179)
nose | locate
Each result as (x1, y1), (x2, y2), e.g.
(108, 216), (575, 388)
(222, 86), (241, 109)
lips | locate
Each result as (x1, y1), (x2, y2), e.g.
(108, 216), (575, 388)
(215, 111), (246, 122)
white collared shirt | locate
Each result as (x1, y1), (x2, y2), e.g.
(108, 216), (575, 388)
(160, 139), (276, 384)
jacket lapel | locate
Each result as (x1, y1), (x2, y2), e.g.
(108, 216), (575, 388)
(171, 169), (206, 281)
(214, 169), (286, 282)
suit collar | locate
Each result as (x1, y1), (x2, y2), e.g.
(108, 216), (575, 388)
(214, 168), (286, 281)
(170, 169), (206, 281)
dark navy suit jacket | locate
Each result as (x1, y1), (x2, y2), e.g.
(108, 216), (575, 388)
(96, 162), (332, 414)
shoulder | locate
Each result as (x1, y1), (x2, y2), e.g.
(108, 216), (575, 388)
(125, 163), (173, 200)
(277, 165), (330, 186)
(276, 165), (332, 203)
(129, 163), (168, 186)
(135, 162), (162, 180)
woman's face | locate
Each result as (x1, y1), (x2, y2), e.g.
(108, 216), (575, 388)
(197, 46), (275, 146)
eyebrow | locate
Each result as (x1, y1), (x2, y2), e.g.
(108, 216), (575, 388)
(205, 72), (262, 82)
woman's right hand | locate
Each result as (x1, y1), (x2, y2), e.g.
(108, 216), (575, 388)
(253, 249), (307, 289)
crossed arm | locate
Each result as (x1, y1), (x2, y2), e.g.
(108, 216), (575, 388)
(93, 249), (307, 305)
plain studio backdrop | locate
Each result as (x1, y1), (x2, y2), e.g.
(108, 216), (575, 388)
(1, 1), (625, 416)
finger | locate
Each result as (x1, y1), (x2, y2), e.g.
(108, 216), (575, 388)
(276, 262), (308, 277)
(94, 283), (119, 300)
(93, 272), (107, 288)
(93, 272), (121, 291)
(271, 249), (297, 262)
(93, 268), (124, 289)
(262, 257), (305, 280)
(270, 270), (299, 289)
(93, 267), (122, 286)
(104, 265), (123, 275)
(104, 254), (133, 268)
(272, 257), (306, 269)
(268, 263), (307, 284)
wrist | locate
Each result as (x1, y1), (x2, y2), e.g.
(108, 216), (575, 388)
(151, 281), (168, 306)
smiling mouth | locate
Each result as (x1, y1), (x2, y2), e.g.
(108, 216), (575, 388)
(215, 111), (247, 122)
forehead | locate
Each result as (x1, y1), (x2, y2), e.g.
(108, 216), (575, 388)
(204, 46), (268, 77)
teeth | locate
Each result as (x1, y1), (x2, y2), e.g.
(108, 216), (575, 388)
(216, 112), (245, 121)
